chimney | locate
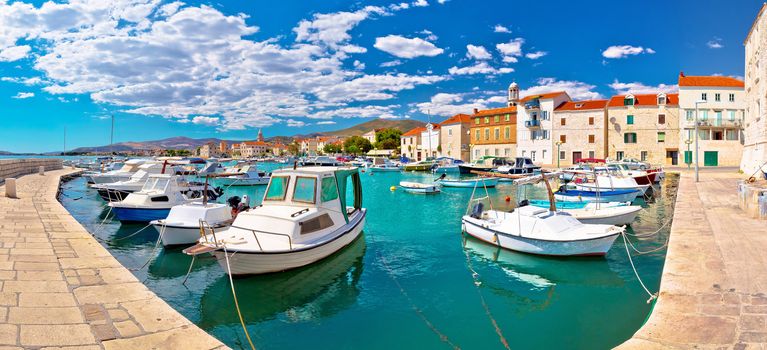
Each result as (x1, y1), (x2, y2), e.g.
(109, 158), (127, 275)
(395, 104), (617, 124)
(473, 108), (479, 114)
(679, 71), (685, 77)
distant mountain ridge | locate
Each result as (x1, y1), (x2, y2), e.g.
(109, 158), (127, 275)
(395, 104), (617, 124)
(66, 118), (426, 153)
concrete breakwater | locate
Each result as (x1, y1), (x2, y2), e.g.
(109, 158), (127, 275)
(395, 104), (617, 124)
(0, 158), (62, 184)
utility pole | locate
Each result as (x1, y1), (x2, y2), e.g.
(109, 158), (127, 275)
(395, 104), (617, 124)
(63, 127), (66, 156)
(694, 101), (705, 182)
(110, 114), (114, 155)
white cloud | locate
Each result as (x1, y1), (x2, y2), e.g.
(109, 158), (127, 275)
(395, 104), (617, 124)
(353, 60), (365, 70)
(608, 80), (678, 95)
(0, 45), (31, 62)
(286, 119), (306, 127)
(412, 0), (429, 7)
(496, 38), (524, 62)
(374, 35), (443, 58)
(0, 1), (445, 130)
(602, 45), (655, 59)
(437, 0), (448, 4)
(294, 6), (385, 48)
(418, 29), (437, 41)
(521, 78), (602, 100)
(448, 62), (513, 75)
(707, 37), (724, 49)
(413, 92), (508, 117)
(316, 120), (336, 125)
(308, 105), (403, 120)
(525, 51), (547, 60)
(493, 24), (511, 33)
(466, 44), (491, 60)
(12, 92), (34, 99)
(191, 116), (220, 126)
(380, 60), (403, 67)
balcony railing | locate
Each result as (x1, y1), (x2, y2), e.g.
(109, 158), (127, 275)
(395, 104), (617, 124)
(524, 99), (540, 109)
(691, 119), (743, 128)
(525, 119), (540, 128)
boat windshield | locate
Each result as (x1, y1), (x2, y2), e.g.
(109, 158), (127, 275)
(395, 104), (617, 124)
(130, 170), (148, 180)
(293, 176), (317, 203)
(142, 177), (170, 192)
(264, 176), (290, 201)
(321, 176), (339, 202)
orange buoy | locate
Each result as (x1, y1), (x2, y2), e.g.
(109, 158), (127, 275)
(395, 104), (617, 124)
(505, 196), (511, 202)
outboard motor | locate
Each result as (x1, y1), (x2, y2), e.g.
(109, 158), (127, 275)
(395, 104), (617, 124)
(226, 196), (241, 208)
(435, 173), (447, 182)
(518, 199), (529, 207)
(237, 194), (251, 213)
(470, 202), (484, 219)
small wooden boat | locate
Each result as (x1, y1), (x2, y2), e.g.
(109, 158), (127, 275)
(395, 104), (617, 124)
(439, 177), (499, 188)
(399, 181), (440, 194)
(403, 160), (435, 172)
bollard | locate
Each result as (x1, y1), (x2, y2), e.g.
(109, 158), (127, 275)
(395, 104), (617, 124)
(39, 166), (45, 176)
(5, 178), (16, 198)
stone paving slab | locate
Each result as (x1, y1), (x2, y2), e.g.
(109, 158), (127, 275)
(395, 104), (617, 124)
(618, 170), (767, 349)
(0, 169), (228, 349)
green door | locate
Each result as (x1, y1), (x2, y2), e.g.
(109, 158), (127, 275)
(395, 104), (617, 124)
(684, 151), (692, 164)
(704, 151), (718, 166)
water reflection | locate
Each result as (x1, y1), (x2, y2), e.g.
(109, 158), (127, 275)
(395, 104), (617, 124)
(198, 235), (366, 327)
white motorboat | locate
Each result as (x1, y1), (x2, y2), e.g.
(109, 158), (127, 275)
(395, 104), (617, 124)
(554, 188), (641, 203)
(84, 159), (150, 184)
(496, 157), (540, 175)
(553, 205), (642, 226)
(108, 174), (203, 222)
(399, 181), (440, 194)
(462, 204), (624, 256)
(151, 201), (233, 246)
(183, 166), (367, 275)
(217, 165), (270, 186)
(439, 177), (499, 188)
(301, 156), (342, 167)
(369, 157), (401, 172)
(574, 176), (650, 195)
(91, 163), (169, 201)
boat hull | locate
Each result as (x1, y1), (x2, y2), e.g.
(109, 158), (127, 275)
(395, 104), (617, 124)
(631, 172), (657, 185)
(575, 183), (650, 195)
(370, 167), (401, 172)
(567, 206), (642, 226)
(554, 190), (640, 203)
(96, 188), (135, 202)
(212, 211), (366, 275)
(403, 164), (433, 172)
(216, 177), (269, 186)
(458, 165), (492, 174)
(111, 207), (171, 223)
(462, 217), (619, 256)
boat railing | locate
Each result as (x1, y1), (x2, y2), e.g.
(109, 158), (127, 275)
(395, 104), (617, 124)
(231, 225), (293, 251)
(199, 219), (219, 246)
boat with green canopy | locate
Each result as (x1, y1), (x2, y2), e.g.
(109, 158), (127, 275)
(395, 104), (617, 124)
(184, 166), (366, 275)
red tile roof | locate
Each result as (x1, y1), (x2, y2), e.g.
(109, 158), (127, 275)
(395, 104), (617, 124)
(402, 127), (426, 137)
(473, 106), (517, 117)
(440, 113), (472, 125)
(678, 73), (744, 88)
(243, 141), (268, 146)
(555, 99), (608, 111)
(519, 91), (569, 103)
(607, 93), (679, 107)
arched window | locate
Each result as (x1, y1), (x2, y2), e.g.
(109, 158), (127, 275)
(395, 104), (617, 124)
(623, 94), (635, 106)
(657, 93), (667, 105)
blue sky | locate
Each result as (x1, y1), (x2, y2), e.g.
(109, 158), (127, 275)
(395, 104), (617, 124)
(0, 0), (760, 152)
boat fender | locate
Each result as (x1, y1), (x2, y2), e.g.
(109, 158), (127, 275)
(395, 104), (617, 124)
(505, 196), (511, 202)
(492, 234), (498, 243)
(470, 203), (484, 219)
(226, 196), (241, 208)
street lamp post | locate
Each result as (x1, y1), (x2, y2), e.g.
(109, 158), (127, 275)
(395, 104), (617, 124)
(684, 139), (692, 169)
(694, 100), (706, 182)
(555, 141), (563, 168)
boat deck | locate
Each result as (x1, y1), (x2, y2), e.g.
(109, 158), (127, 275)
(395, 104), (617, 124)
(0, 169), (227, 349)
(619, 169), (767, 348)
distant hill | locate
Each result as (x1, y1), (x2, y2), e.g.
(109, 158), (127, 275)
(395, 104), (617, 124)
(65, 118), (427, 153)
(324, 119), (426, 137)
(0, 151), (16, 155)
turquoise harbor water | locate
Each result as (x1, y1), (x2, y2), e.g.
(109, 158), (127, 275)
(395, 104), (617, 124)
(59, 163), (678, 350)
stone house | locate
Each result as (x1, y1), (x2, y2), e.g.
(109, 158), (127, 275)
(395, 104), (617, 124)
(606, 93), (680, 165)
(470, 106), (517, 161)
(741, 3), (767, 174)
(439, 113), (471, 162)
(552, 99), (608, 166)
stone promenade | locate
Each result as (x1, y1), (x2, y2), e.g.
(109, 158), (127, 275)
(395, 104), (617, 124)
(0, 169), (228, 349)
(619, 170), (767, 349)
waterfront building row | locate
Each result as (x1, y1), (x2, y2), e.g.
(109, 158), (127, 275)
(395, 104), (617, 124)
(402, 73), (745, 167)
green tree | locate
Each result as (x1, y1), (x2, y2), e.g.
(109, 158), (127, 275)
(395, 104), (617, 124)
(374, 128), (403, 150)
(343, 136), (372, 155)
(287, 142), (300, 155)
(323, 143), (342, 154)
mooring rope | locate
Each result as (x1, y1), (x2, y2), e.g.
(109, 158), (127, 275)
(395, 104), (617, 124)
(182, 255), (196, 286)
(623, 216), (673, 238)
(113, 223), (153, 241)
(462, 244), (511, 350)
(620, 232), (658, 304)
(222, 245), (257, 350)
(376, 249), (461, 350)
(131, 223), (165, 272)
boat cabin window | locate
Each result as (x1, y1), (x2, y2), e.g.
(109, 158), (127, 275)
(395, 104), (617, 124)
(321, 176), (339, 202)
(300, 213), (335, 235)
(264, 176), (290, 201)
(293, 176), (317, 204)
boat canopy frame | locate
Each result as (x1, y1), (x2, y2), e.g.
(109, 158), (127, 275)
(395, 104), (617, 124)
(334, 168), (363, 223)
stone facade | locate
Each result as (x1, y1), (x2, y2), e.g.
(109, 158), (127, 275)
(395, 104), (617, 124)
(552, 100), (608, 166)
(516, 92), (571, 166)
(0, 159), (62, 184)
(678, 74), (745, 167)
(469, 106), (517, 161)
(400, 127), (424, 161)
(606, 93), (681, 165)
(439, 114), (471, 162)
(741, 4), (767, 174)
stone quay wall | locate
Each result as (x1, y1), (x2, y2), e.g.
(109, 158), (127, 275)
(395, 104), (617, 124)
(0, 158), (63, 184)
